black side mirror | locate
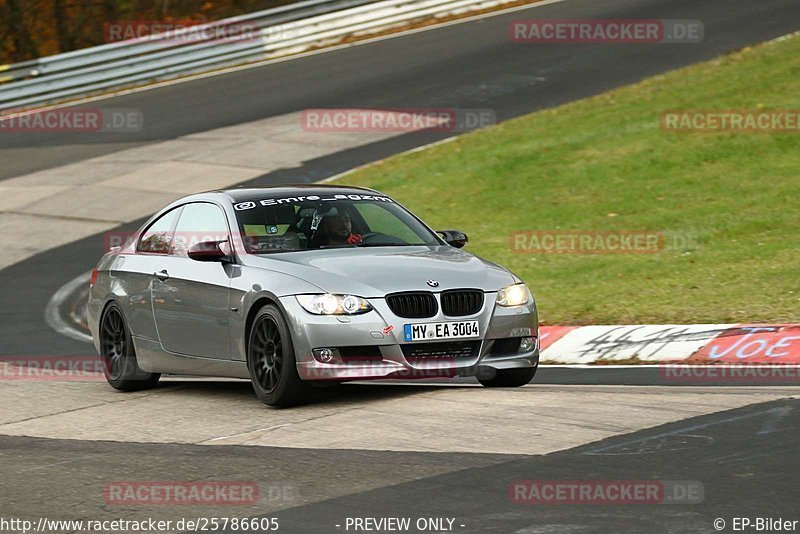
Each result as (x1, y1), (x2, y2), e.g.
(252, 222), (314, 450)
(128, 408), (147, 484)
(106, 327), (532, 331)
(438, 230), (469, 248)
(188, 240), (231, 262)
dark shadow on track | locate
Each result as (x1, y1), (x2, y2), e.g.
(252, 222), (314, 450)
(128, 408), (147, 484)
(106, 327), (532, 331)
(241, 398), (800, 533)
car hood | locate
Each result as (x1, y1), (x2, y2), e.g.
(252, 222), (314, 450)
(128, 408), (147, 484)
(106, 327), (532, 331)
(243, 246), (517, 296)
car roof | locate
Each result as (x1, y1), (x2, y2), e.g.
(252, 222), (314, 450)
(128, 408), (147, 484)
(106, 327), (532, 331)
(186, 184), (385, 204)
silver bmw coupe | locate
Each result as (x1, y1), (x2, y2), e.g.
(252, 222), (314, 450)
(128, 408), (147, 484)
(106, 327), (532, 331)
(89, 185), (539, 406)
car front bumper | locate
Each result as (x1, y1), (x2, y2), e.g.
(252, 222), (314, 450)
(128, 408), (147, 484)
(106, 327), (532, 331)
(279, 293), (539, 381)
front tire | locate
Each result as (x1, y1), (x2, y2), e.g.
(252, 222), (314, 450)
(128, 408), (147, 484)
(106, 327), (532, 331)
(477, 366), (537, 388)
(99, 303), (160, 391)
(247, 305), (311, 407)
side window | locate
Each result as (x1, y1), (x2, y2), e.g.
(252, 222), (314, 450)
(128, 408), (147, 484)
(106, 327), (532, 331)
(170, 203), (230, 257)
(355, 203), (420, 243)
(137, 207), (181, 254)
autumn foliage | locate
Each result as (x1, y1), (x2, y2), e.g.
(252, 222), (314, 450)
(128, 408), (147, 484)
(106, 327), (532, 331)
(0, 0), (300, 64)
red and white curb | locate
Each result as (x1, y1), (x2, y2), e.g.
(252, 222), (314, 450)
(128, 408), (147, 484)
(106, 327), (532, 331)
(540, 324), (800, 364)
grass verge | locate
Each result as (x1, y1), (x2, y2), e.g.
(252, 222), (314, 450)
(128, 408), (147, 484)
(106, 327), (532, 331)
(336, 34), (800, 325)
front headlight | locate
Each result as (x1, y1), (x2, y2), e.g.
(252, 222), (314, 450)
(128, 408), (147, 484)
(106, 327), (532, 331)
(296, 294), (373, 315)
(496, 283), (531, 307)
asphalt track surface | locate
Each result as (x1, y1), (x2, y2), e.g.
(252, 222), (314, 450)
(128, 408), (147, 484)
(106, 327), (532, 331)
(3, 0), (800, 180)
(1, 396), (798, 533)
(2, 0), (800, 531)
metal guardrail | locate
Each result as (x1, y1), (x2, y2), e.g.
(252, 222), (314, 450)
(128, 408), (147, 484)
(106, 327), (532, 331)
(0, 0), (516, 111)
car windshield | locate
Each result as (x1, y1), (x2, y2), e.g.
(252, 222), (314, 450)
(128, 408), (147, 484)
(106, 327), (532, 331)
(233, 193), (441, 253)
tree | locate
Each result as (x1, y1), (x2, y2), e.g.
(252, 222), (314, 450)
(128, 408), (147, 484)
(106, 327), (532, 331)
(1, 0), (40, 61)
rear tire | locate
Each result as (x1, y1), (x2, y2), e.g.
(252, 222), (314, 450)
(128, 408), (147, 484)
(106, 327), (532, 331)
(247, 305), (311, 407)
(477, 366), (537, 388)
(99, 303), (160, 391)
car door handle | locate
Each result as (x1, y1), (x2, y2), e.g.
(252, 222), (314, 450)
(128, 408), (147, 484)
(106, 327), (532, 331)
(154, 269), (169, 281)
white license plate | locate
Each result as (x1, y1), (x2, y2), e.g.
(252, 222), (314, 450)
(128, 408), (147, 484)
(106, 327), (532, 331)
(403, 321), (480, 342)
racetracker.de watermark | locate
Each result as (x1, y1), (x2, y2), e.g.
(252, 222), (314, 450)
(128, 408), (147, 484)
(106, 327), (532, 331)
(103, 482), (260, 506)
(298, 359), (460, 381)
(661, 110), (800, 132)
(509, 19), (703, 43)
(300, 108), (496, 132)
(103, 19), (265, 44)
(509, 230), (698, 254)
(660, 364), (800, 384)
(509, 480), (704, 505)
(0, 108), (143, 132)
(0, 356), (105, 381)
(105, 231), (306, 255)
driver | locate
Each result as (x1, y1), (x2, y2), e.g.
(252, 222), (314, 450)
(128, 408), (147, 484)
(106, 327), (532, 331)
(317, 210), (362, 246)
